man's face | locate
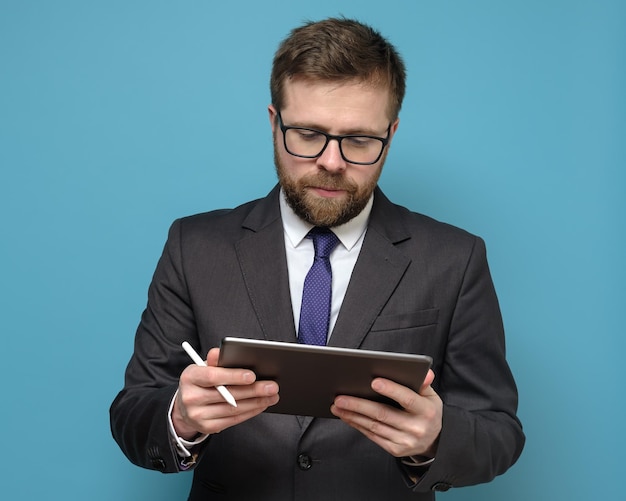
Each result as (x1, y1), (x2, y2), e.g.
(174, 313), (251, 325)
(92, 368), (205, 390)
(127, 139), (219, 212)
(269, 78), (399, 227)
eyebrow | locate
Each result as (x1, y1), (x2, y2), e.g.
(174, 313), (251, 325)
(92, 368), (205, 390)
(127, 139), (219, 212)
(285, 118), (388, 137)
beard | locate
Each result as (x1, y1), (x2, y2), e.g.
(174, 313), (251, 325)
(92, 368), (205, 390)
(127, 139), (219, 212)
(274, 141), (384, 227)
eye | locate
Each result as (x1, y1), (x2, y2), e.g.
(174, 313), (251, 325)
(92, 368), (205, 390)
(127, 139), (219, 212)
(344, 136), (376, 148)
(296, 129), (324, 142)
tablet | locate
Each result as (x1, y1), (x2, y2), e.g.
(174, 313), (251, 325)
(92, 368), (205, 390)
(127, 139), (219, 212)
(218, 337), (433, 418)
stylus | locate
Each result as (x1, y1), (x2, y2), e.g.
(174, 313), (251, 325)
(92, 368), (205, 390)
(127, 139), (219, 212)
(181, 341), (238, 407)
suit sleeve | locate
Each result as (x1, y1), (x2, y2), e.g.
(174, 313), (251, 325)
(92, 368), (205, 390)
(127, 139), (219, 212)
(110, 219), (205, 473)
(413, 236), (525, 492)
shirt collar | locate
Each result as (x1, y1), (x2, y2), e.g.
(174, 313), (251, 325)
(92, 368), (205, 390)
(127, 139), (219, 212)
(279, 189), (372, 251)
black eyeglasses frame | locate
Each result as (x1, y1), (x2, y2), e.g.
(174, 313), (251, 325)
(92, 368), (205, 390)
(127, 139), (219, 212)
(277, 112), (391, 166)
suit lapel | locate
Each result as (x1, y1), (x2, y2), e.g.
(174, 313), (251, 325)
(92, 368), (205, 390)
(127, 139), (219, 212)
(235, 186), (297, 344)
(328, 188), (412, 349)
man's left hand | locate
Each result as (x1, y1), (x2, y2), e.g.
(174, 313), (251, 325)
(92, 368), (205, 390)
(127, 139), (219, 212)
(330, 369), (442, 458)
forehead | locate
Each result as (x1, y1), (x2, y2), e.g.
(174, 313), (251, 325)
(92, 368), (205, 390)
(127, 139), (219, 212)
(280, 78), (392, 131)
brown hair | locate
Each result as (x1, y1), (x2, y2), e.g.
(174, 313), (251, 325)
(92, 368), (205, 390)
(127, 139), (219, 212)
(270, 17), (406, 120)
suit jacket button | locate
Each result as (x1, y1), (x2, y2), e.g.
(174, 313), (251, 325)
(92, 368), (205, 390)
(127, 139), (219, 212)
(150, 458), (167, 471)
(297, 454), (312, 470)
(431, 482), (452, 492)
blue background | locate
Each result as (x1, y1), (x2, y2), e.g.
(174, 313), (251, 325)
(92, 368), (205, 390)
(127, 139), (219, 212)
(1, 1), (624, 499)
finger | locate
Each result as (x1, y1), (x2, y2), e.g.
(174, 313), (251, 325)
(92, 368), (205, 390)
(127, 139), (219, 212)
(177, 380), (279, 423)
(371, 378), (421, 413)
(186, 392), (281, 435)
(420, 369), (435, 392)
(227, 380), (280, 403)
(194, 397), (279, 434)
(181, 374), (278, 410)
(330, 398), (414, 456)
(206, 347), (220, 367)
(180, 363), (257, 390)
(332, 394), (402, 431)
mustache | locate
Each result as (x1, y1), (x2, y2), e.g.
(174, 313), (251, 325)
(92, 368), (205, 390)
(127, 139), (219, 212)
(299, 172), (357, 192)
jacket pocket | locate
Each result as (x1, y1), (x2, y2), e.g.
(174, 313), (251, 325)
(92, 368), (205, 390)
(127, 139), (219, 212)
(370, 308), (439, 332)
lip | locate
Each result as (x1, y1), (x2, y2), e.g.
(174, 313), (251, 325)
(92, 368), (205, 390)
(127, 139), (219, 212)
(310, 186), (346, 198)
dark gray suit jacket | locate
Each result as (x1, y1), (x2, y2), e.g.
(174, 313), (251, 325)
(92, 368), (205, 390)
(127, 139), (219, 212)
(110, 185), (524, 500)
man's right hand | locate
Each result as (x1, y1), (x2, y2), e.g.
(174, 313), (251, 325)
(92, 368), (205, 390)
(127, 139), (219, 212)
(172, 347), (280, 439)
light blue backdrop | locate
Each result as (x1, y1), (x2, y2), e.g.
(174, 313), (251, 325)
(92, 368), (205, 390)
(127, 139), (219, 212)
(1, 1), (624, 500)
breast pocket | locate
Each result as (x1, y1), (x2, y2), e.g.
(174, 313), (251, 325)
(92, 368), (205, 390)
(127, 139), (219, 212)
(363, 308), (439, 354)
(370, 308), (439, 332)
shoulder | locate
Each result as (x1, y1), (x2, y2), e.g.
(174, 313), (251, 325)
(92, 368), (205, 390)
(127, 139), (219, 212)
(168, 186), (280, 244)
(372, 188), (481, 251)
(158, 203), (258, 262)
(176, 201), (256, 235)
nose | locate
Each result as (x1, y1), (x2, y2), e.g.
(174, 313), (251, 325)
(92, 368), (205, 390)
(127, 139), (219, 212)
(316, 138), (347, 173)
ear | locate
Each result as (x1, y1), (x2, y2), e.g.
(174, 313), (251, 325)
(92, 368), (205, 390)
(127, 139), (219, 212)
(268, 105), (278, 134)
(389, 118), (400, 137)
(387, 117), (400, 145)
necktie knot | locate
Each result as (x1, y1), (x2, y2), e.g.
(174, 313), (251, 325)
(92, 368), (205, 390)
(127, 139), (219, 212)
(308, 227), (339, 259)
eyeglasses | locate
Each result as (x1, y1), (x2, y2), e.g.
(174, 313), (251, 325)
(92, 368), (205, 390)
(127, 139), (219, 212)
(277, 112), (391, 165)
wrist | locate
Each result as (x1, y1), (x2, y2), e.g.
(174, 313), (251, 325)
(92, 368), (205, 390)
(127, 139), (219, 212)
(171, 390), (200, 440)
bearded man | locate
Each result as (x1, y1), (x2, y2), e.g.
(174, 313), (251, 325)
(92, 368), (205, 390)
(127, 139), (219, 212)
(111, 17), (524, 501)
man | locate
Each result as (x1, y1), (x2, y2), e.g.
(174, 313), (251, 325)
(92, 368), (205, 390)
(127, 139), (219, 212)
(110, 17), (524, 500)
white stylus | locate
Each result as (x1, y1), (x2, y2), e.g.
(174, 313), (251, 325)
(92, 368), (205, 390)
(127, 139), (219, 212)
(181, 341), (237, 407)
